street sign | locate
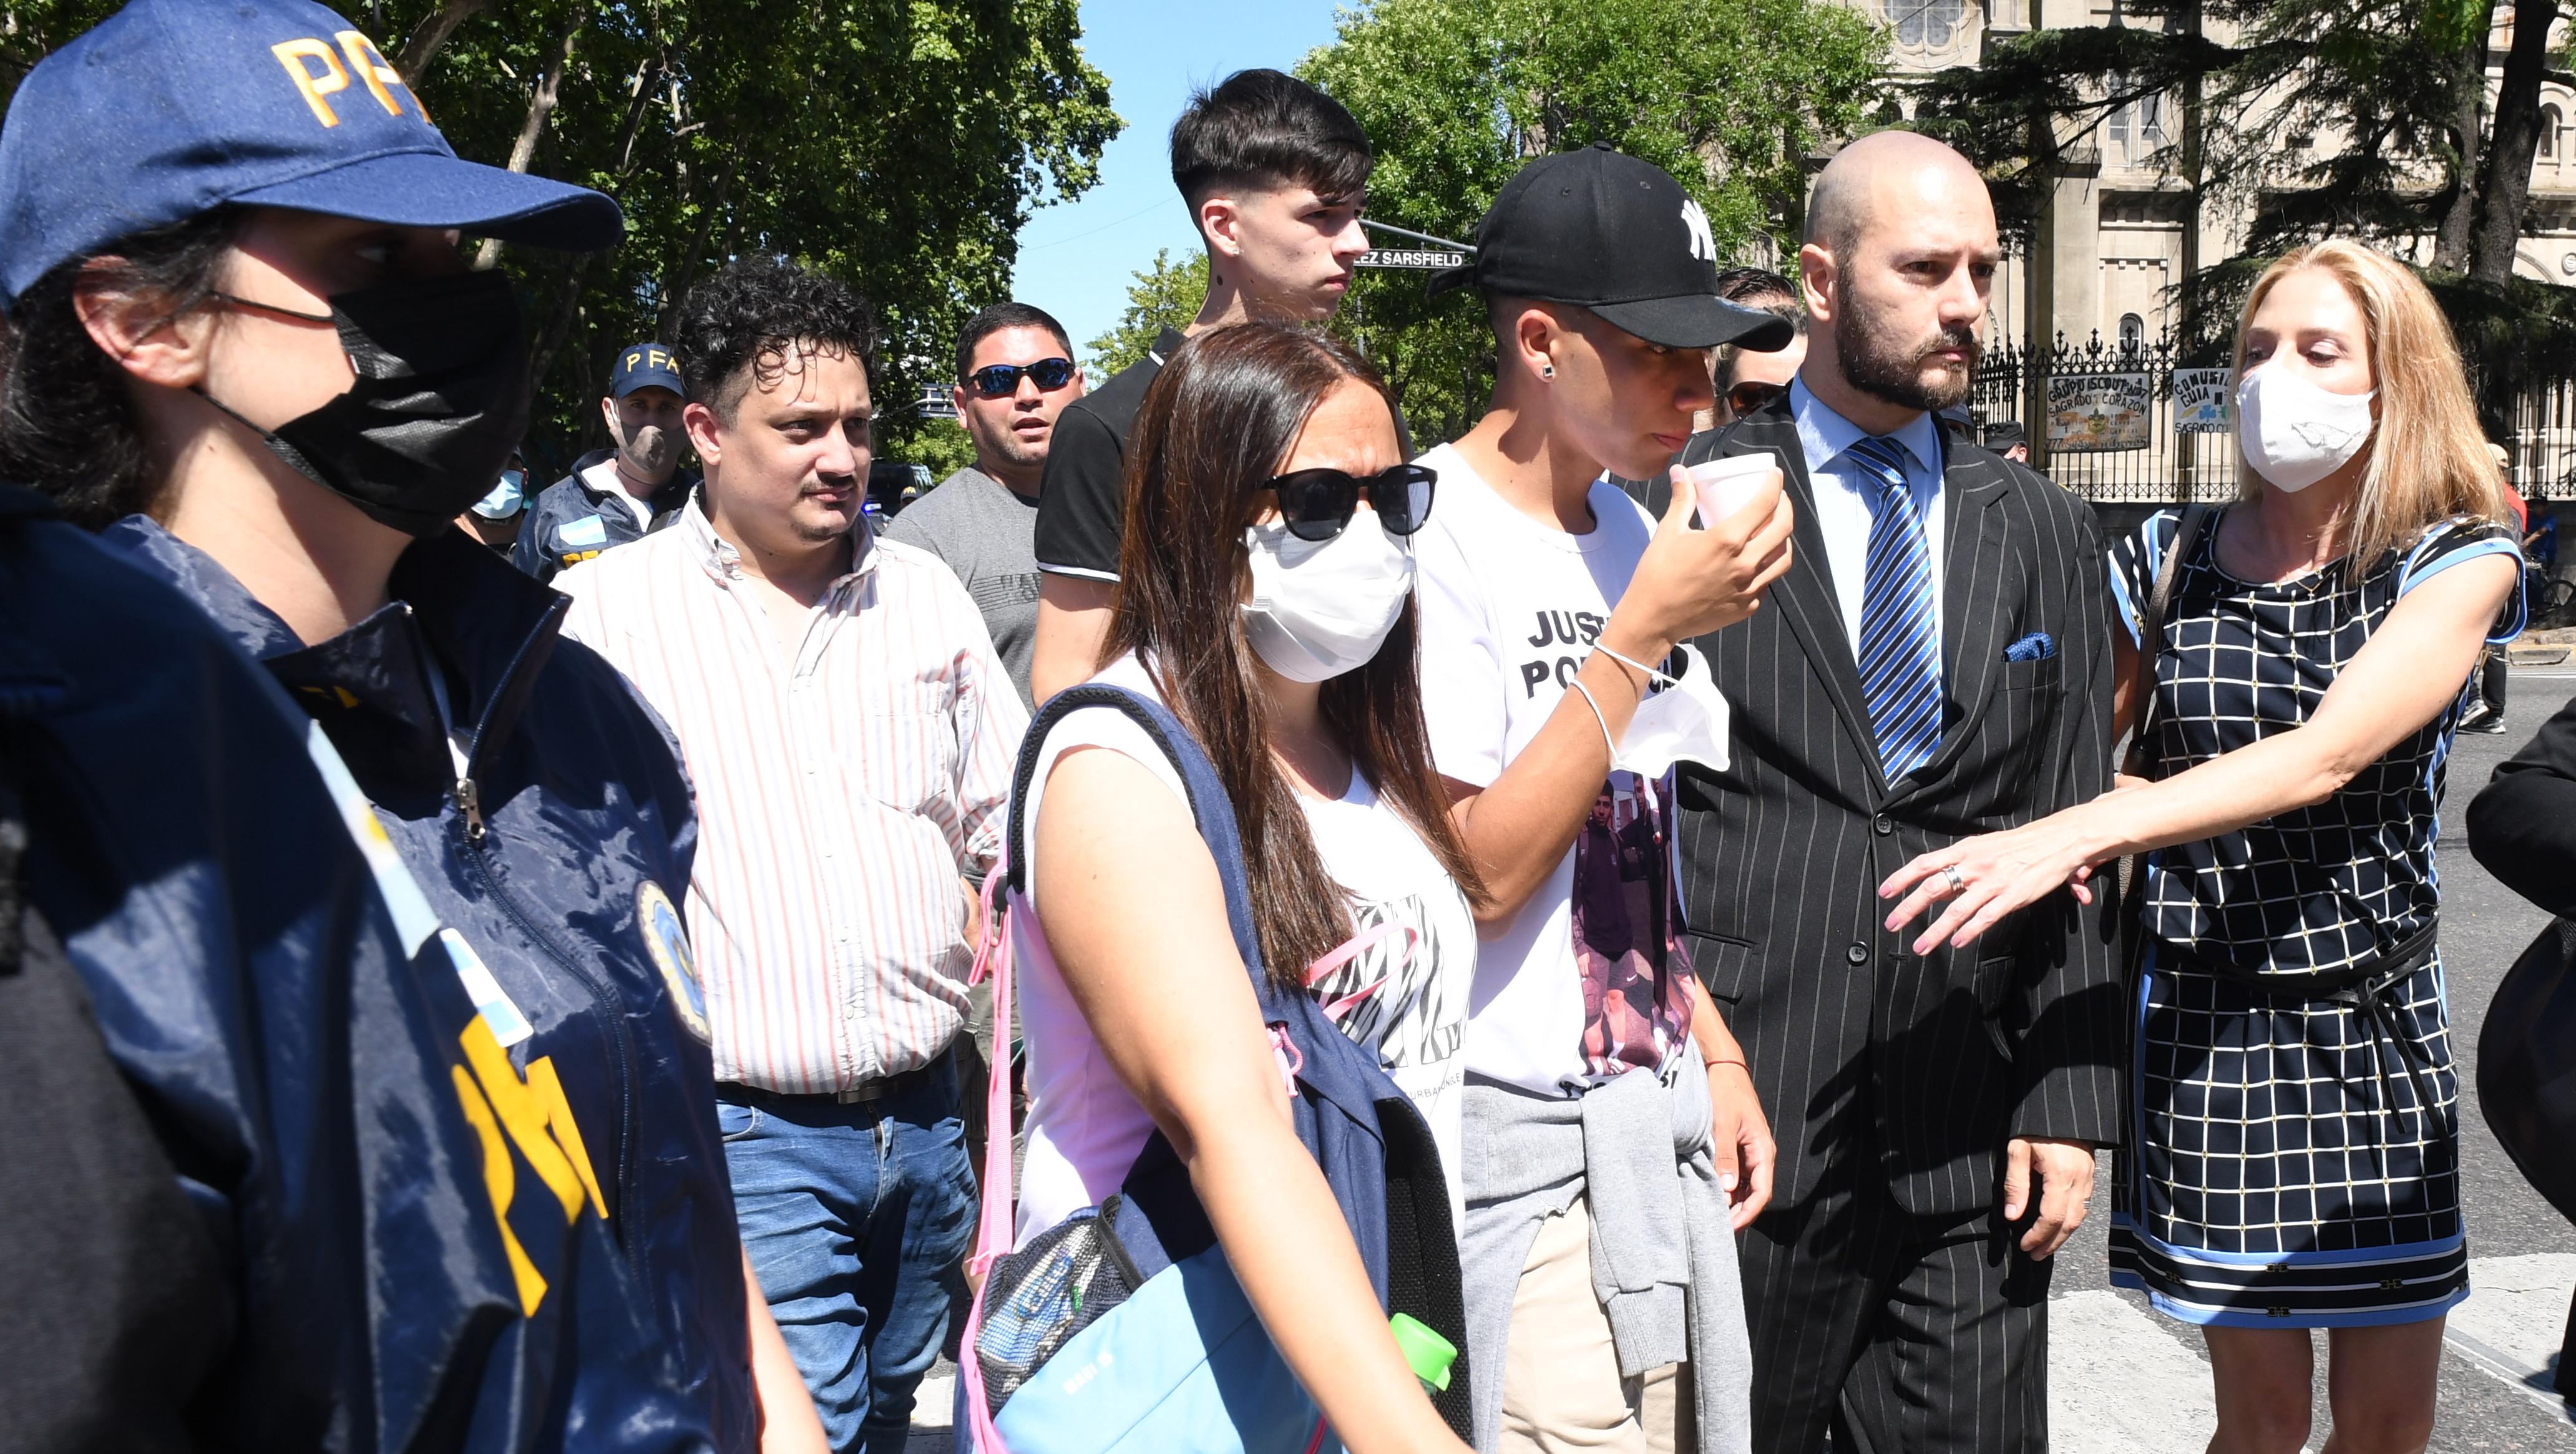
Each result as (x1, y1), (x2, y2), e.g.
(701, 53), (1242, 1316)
(1359, 248), (1467, 270)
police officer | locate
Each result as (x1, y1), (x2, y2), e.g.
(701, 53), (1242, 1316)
(0, 1), (821, 1448)
(0, 484), (698, 1451)
(515, 342), (700, 582)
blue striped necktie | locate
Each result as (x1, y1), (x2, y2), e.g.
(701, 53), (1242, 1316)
(1848, 433), (1943, 782)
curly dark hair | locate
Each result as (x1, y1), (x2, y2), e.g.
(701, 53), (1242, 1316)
(0, 208), (240, 528)
(673, 255), (876, 422)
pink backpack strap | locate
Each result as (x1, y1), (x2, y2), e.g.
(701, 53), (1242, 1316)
(959, 856), (1018, 1450)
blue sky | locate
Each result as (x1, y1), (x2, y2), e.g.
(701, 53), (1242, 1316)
(1008, 0), (1350, 366)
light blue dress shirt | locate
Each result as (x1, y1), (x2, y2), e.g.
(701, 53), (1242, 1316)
(1787, 377), (1948, 664)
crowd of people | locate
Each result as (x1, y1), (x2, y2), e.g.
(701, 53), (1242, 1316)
(0, 2), (2567, 1454)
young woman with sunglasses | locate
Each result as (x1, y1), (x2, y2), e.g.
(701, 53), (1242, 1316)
(1005, 321), (1485, 1451)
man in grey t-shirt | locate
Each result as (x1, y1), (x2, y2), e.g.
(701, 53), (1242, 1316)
(885, 301), (1085, 706)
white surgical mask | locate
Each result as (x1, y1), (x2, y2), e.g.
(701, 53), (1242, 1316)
(1614, 643), (1730, 778)
(2236, 365), (2376, 494)
(1241, 513), (1414, 683)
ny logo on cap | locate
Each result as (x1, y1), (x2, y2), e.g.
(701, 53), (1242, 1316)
(1679, 200), (1717, 265)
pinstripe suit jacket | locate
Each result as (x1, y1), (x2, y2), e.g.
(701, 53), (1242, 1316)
(1668, 401), (2124, 1219)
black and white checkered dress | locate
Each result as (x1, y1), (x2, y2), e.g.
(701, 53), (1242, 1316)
(2103, 507), (2524, 1329)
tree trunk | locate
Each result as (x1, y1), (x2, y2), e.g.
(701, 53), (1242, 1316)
(2469, 0), (2558, 284)
(473, 22), (582, 270)
(394, 0), (490, 84)
(2437, 0), (2500, 269)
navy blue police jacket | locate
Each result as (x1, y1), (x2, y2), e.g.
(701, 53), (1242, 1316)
(512, 450), (696, 584)
(103, 514), (756, 1450)
(1, 485), (715, 1452)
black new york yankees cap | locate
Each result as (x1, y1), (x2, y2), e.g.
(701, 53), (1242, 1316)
(1430, 144), (1795, 353)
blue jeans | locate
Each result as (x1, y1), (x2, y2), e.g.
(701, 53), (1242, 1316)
(719, 1063), (974, 1453)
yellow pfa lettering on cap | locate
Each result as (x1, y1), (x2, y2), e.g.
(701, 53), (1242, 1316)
(624, 351), (642, 371)
(648, 349), (673, 371)
(272, 37), (350, 127)
(334, 31), (417, 120)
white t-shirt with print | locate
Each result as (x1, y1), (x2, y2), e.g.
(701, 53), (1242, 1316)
(1010, 653), (1479, 1239)
(1410, 442), (1657, 1097)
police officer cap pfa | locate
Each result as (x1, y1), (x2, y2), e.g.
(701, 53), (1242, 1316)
(1429, 144), (1795, 353)
(611, 343), (685, 399)
(0, 0), (623, 305)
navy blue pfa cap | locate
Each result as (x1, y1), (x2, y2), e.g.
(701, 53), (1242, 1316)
(0, 0), (625, 303)
(608, 341), (684, 398)
(1428, 144), (1793, 353)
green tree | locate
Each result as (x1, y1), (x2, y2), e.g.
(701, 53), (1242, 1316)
(1299, 0), (1886, 442)
(1089, 248), (1210, 375)
(1912, 1), (2554, 326)
(0, 0), (1121, 471)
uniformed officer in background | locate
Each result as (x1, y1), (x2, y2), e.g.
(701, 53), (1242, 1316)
(515, 341), (701, 582)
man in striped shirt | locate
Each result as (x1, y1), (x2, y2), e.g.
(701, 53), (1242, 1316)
(556, 256), (1027, 1451)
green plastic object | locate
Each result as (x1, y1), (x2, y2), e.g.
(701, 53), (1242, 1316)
(1388, 1313), (1457, 1393)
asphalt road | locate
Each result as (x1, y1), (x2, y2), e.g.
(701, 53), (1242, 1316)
(915, 670), (2576, 1450)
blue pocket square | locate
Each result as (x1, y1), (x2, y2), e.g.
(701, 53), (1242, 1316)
(2004, 632), (2056, 662)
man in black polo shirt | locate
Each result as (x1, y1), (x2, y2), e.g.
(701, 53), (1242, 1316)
(1030, 68), (1384, 699)
(515, 341), (703, 582)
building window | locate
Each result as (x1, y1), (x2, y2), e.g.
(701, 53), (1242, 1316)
(1886, 0), (1966, 51)
(2544, 104), (2564, 160)
(2119, 313), (2145, 352)
(2107, 85), (2167, 166)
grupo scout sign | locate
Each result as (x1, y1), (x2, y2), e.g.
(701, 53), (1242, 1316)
(2046, 372), (2152, 453)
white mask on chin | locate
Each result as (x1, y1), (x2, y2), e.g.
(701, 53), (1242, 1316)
(1241, 513), (1415, 683)
(2236, 365), (2376, 494)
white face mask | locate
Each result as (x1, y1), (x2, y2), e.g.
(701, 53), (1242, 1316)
(1614, 643), (1731, 778)
(1241, 513), (1415, 683)
(2236, 365), (2376, 493)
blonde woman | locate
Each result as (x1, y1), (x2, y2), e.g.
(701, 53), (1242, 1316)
(1877, 241), (2522, 1453)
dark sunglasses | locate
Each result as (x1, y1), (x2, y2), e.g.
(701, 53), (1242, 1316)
(1262, 464), (1437, 542)
(1725, 381), (1788, 417)
(963, 357), (1077, 398)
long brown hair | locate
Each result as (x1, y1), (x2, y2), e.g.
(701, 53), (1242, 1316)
(2232, 241), (2514, 567)
(1106, 322), (1488, 990)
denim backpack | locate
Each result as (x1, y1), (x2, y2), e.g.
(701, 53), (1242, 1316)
(955, 685), (1472, 1454)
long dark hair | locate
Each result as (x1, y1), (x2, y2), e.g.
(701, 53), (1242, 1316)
(1106, 322), (1487, 991)
(0, 208), (240, 527)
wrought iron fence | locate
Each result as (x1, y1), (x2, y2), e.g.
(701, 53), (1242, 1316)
(2494, 377), (2576, 500)
(1966, 329), (2238, 504)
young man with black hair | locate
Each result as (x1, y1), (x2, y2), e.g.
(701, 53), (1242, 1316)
(1708, 268), (1808, 428)
(1410, 144), (1798, 1453)
(556, 256), (1027, 1452)
(884, 300), (1085, 707)
(1028, 67), (1377, 700)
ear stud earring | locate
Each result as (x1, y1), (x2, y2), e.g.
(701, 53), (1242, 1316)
(1540, 363), (1555, 379)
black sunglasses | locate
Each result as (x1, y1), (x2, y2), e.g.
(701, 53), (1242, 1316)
(963, 357), (1077, 398)
(1262, 464), (1437, 542)
(1726, 380), (1788, 417)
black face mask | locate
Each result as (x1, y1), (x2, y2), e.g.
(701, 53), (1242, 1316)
(200, 271), (533, 537)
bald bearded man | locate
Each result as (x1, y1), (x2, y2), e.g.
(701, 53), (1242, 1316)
(1656, 132), (2122, 1453)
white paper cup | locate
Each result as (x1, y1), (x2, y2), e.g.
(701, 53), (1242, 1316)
(1686, 450), (1780, 528)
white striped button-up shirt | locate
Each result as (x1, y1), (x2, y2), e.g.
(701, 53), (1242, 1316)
(555, 502), (1027, 1092)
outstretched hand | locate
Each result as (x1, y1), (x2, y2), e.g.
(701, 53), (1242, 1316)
(1876, 809), (2105, 954)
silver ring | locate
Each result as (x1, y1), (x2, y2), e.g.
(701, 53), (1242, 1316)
(1941, 865), (1966, 894)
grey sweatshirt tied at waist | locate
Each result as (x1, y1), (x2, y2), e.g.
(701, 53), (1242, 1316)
(1458, 1040), (1754, 1453)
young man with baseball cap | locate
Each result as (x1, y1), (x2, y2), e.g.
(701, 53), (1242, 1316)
(0, 1), (820, 1447)
(515, 340), (701, 582)
(1410, 143), (1793, 1452)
